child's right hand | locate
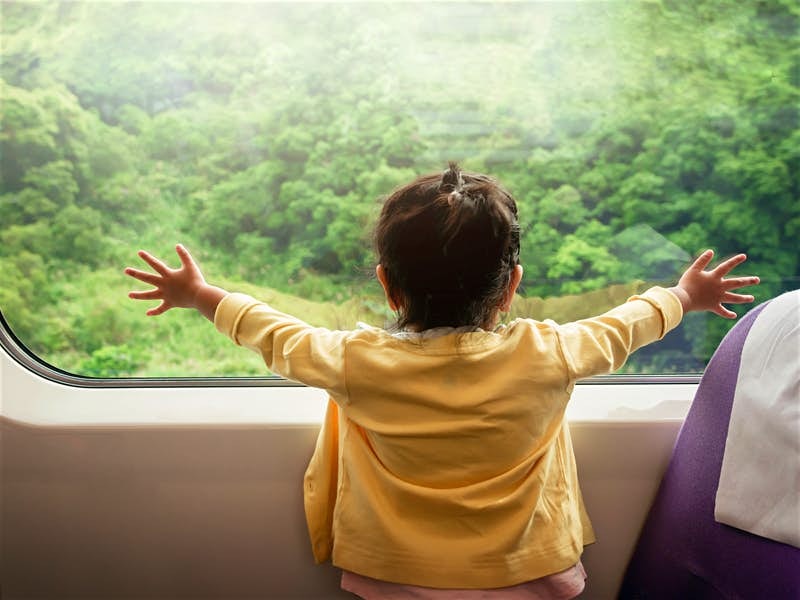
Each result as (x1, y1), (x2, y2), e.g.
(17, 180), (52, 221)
(669, 250), (759, 318)
(125, 244), (228, 322)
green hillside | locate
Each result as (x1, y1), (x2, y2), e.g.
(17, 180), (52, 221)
(1, 1), (796, 376)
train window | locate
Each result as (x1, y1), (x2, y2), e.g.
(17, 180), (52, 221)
(1, 2), (796, 381)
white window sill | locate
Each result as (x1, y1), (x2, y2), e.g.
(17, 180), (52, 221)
(2, 350), (695, 427)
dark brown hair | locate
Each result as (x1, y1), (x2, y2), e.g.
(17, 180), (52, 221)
(374, 162), (520, 330)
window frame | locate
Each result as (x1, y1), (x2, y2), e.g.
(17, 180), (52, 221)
(0, 309), (701, 389)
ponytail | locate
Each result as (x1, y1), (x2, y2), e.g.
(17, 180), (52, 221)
(439, 161), (464, 194)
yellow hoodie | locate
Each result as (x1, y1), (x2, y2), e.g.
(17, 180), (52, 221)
(215, 286), (682, 589)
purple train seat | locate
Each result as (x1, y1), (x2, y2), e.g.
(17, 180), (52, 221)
(619, 301), (800, 599)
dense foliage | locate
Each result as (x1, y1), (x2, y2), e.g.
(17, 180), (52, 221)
(1, 1), (797, 377)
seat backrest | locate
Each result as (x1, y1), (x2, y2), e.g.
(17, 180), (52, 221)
(618, 301), (800, 599)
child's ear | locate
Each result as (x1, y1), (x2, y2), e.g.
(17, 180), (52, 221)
(499, 264), (524, 312)
(376, 264), (401, 312)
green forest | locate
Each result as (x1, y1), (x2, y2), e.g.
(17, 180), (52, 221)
(1, 1), (797, 378)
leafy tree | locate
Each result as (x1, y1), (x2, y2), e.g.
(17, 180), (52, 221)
(79, 344), (144, 377)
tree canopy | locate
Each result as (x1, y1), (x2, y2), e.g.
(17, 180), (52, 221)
(1, 0), (797, 376)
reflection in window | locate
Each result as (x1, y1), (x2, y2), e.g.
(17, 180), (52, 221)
(1, 2), (796, 377)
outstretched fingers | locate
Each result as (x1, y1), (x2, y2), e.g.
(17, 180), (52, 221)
(125, 244), (209, 317)
(689, 249), (716, 272)
(714, 254), (758, 317)
(722, 275), (760, 292)
(146, 301), (171, 317)
(713, 304), (739, 319)
(712, 252), (748, 277)
(124, 267), (162, 286)
(137, 250), (171, 276)
(125, 250), (173, 315)
(175, 243), (197, 271)
(676, 249), (761, 317)
(128, 289), (163, 301)
(722, 291), (757, 305)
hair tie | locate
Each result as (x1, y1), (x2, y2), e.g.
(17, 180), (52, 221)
(439, 161), (463, 193)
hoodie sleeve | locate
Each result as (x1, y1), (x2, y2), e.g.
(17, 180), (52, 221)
(214, 292), (350, 398)
(553, 286), (684, 381)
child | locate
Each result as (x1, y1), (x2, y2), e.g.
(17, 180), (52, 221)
(125, 163), (759, 599)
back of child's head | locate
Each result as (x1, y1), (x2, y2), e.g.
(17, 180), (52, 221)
(374, 162), (520, 330)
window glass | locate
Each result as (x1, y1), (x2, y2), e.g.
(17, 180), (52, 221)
(1, 1), (796, 378)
